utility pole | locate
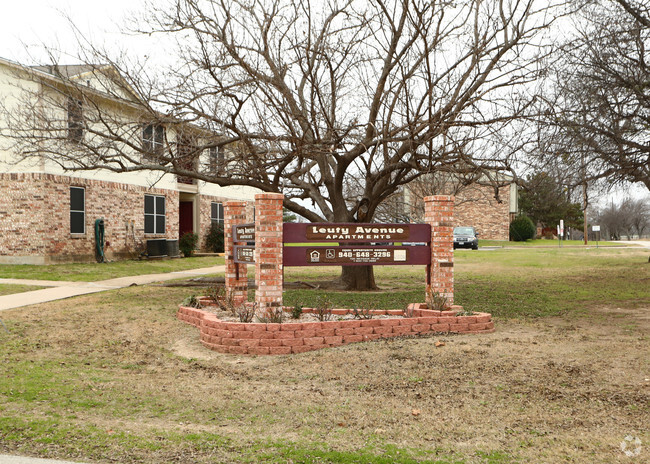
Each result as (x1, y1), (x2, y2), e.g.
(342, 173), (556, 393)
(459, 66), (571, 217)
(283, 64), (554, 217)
(582, 152), (588, 245)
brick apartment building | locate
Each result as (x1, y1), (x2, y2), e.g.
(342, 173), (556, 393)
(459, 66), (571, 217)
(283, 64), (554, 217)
(403, 175), (518, 241)
(0, 57), (257, 264)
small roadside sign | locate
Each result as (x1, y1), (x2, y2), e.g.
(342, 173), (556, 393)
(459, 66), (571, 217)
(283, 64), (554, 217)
(592, 225), (600, 232)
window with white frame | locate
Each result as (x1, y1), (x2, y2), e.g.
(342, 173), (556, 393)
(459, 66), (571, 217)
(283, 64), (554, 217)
(211, 202), (224, 226)
(144, 194), (166, 234)
(142, 124), (165, 158)
(208, 146), (225, 175)
(70, 186), (85, 234)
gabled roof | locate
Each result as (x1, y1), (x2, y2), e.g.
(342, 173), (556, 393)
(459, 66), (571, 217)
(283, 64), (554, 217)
(30, 64), (105, 79)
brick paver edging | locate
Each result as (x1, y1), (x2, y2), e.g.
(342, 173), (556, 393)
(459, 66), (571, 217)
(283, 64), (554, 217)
(177, 302), (494, 355)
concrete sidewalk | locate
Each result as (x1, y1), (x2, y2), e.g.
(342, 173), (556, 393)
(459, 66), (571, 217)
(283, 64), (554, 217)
(0, 265), (225, 312)
(0, 455), (88, 464)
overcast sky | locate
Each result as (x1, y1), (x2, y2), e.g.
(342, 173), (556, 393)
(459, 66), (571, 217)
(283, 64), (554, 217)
(1, 0), (148, 64)
(1, 0), (648, 205)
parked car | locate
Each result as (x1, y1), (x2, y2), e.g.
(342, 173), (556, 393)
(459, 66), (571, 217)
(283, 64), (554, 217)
(453, 226), (479, 250)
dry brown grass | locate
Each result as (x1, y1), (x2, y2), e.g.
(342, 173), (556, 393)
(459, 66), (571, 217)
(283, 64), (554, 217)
(0, 282), (648, 463)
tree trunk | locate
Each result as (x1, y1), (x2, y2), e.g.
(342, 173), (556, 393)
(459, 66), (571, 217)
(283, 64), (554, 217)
(337, 266), (378, 291)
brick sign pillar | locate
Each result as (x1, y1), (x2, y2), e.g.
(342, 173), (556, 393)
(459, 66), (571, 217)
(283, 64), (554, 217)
(224, 201), (248, 304)
(425, 195), (454, 305)
(254, 193), (284, 312)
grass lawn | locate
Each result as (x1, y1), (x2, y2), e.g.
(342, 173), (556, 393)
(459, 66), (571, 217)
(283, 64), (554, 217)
(282, 247), (648, 318)
(0, 256), (224, 282)
(0, 284), (45, 296)
(0, 247), (647, 463)
(478, 239), (627, 247)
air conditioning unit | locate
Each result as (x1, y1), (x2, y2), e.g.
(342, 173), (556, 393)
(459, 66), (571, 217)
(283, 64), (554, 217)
(146, 239), (167, 257)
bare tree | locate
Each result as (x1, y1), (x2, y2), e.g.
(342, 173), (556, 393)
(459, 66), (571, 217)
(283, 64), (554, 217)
(532, 0), (650, 192)
(1, 0), (567, 289)
(595, 197), (650, 240)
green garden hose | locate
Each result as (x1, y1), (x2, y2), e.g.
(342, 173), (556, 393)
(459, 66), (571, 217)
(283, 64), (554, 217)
(95, 218), (106, 263)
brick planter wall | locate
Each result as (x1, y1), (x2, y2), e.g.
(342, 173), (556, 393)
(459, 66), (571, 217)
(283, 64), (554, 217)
(177, 303), (494, 356)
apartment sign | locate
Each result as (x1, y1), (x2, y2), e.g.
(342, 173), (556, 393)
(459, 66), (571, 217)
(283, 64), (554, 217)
(234, 245), (255, 264)
(284, 246), (430, 266)
(311, 247), (408, 264)
(233, 223), (255, 242)
(306, 225), (410, 241)
(283, 223), (430, 243)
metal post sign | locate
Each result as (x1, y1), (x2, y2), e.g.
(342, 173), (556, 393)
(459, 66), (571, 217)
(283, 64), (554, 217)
(234, 245), (255, 264)
(283, 223), (431, 267)
(233, 223), (255, 264)
(233, 223), (255, 242)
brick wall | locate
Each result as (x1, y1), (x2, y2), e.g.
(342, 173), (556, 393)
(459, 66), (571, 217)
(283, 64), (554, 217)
(408, 182), (511, 241)
(425, 195), (454, 305)
(0, 173), (179, 263)
(178, 304), (494, 356)
(453, 184), (511, 241)
(254, 193), (284, 311)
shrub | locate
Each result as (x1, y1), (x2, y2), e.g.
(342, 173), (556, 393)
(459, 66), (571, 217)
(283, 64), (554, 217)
(236, 303), (257, 323)
(211, 286), (237, 315)
(205, 222), (225, 253)
(182, 295), (202, 309)
(509, 215), (536, 241)
(257, 307), (284, 323)
(313, 296), (333, 322)
(426, 288), (448, 311)
(290, 305), (303, 319)
(179, 232), (199, 257)
(352, 307), (373, 320)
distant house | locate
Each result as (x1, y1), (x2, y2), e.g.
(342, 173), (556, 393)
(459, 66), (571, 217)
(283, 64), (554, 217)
(0, 57), (257, 264)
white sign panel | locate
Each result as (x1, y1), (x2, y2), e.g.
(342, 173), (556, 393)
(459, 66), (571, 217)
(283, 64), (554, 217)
(592, 225), (601, 232)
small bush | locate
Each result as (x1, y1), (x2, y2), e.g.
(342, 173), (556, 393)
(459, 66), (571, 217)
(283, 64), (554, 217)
(236, 303), (257, 323)
(313, 296), (333, 322)
(209, 285), (237, 314)
(290, 305), (303, 319)
(509, 215), (536, 241)
(182, 295), (202, 309)
(426, 288), (448, 311)
(257, 307), (284, 324)
(352, 307), (373, 320)
(352, 299), (376, 319)
(179, 232), (199, 257)
(207, 284), (224, 303)
(205, 222), (225, 253)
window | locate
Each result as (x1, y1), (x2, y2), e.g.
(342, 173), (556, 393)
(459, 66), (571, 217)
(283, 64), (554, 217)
(142, 124), (165, 158)
(67, 98), (84, 143)
(177, 135), (197, 184)
(208, 146), (225, 175)
(144, 194), (166, 234)
(70, 187), (85, 234)
(211, 202), (224, 225)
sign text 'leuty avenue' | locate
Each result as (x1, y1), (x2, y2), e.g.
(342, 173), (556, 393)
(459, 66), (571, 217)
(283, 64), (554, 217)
(306, 225), (410, 241)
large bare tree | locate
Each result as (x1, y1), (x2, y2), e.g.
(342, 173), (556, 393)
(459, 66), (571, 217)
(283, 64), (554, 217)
(1, 0), (566, 289)
(532, 0), (650, 192)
